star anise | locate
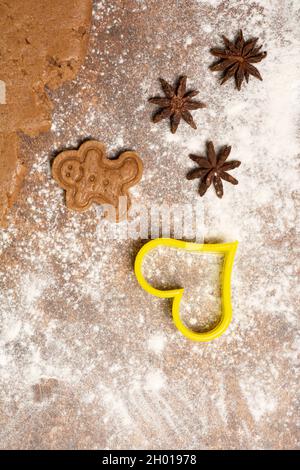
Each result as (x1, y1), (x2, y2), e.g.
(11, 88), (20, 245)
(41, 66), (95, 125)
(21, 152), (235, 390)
(149, 76), (206, 133)
(187, 141), (241, 198)
(210, 30), (267, 90)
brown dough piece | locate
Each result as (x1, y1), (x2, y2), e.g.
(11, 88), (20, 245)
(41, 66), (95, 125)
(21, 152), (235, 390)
(0, 134), (26, 228)
(52, 141), (143, 222)
(0, 0), (92, 226)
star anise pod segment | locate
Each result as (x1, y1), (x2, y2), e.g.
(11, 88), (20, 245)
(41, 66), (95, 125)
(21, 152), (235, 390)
(149, 76), (206, 133)
(210, 30), (267, 90)
(187, 141), (241, 198)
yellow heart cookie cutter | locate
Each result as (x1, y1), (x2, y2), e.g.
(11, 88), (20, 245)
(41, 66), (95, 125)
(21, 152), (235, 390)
(134, 238), (238, 342)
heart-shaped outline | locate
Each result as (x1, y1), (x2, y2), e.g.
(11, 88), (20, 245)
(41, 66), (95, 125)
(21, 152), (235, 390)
(134, 238), (238, 342)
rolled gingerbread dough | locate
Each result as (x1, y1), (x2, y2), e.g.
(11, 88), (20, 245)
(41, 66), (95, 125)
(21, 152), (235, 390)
(0, 0), (92, 226)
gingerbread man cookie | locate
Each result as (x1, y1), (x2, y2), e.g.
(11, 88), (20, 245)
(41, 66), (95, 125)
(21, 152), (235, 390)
(52, 140), (143, 221)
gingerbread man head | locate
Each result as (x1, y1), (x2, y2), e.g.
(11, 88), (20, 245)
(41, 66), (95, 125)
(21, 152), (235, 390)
(52, 140), (143, 221)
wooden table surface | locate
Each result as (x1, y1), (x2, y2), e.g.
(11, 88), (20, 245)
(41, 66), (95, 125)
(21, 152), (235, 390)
(0, 0), (299, 449)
